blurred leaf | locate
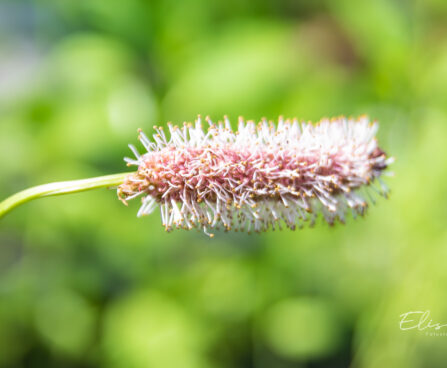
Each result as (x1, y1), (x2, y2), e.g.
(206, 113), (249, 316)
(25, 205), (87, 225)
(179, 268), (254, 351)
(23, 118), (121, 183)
(103, 290), (208, 368)
(261, 297), (342, 360)
(34, 289), (95, 357)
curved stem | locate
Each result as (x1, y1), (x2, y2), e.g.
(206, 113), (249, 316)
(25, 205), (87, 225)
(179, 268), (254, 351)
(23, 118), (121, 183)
(0, 172), (131, 219)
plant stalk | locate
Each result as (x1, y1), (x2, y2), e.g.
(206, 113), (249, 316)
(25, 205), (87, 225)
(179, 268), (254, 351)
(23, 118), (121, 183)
(0, 172), (131, 219)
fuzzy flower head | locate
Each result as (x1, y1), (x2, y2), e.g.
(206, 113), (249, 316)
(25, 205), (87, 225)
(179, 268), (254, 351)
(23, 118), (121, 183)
(118, 115), (392, 236)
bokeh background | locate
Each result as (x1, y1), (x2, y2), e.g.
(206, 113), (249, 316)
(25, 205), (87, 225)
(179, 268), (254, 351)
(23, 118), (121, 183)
(1, 0), (447, 367)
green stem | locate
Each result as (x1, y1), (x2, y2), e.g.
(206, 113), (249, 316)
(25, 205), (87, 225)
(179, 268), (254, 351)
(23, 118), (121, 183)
(0, 172), (131, 219)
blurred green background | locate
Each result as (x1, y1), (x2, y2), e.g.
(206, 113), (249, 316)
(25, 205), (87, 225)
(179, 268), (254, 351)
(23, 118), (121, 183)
(1, 0), (447, 367)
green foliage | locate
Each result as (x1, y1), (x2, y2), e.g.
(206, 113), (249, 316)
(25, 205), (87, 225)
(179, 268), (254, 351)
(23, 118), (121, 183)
(1, 0), (447, 367)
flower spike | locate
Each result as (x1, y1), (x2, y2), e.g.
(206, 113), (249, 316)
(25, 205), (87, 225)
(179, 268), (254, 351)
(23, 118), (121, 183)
(118, 115), (393, 236)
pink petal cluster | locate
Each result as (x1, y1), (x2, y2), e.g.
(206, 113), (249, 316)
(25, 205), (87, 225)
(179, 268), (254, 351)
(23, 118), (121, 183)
(118, 115), (392, 236)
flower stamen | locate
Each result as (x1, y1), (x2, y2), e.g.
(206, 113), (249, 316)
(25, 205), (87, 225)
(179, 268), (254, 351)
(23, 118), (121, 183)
(118, 115), (392, 236)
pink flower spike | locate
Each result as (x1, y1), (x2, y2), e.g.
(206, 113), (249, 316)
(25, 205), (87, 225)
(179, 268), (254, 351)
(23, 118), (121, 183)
(118, 115), (392, 236)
